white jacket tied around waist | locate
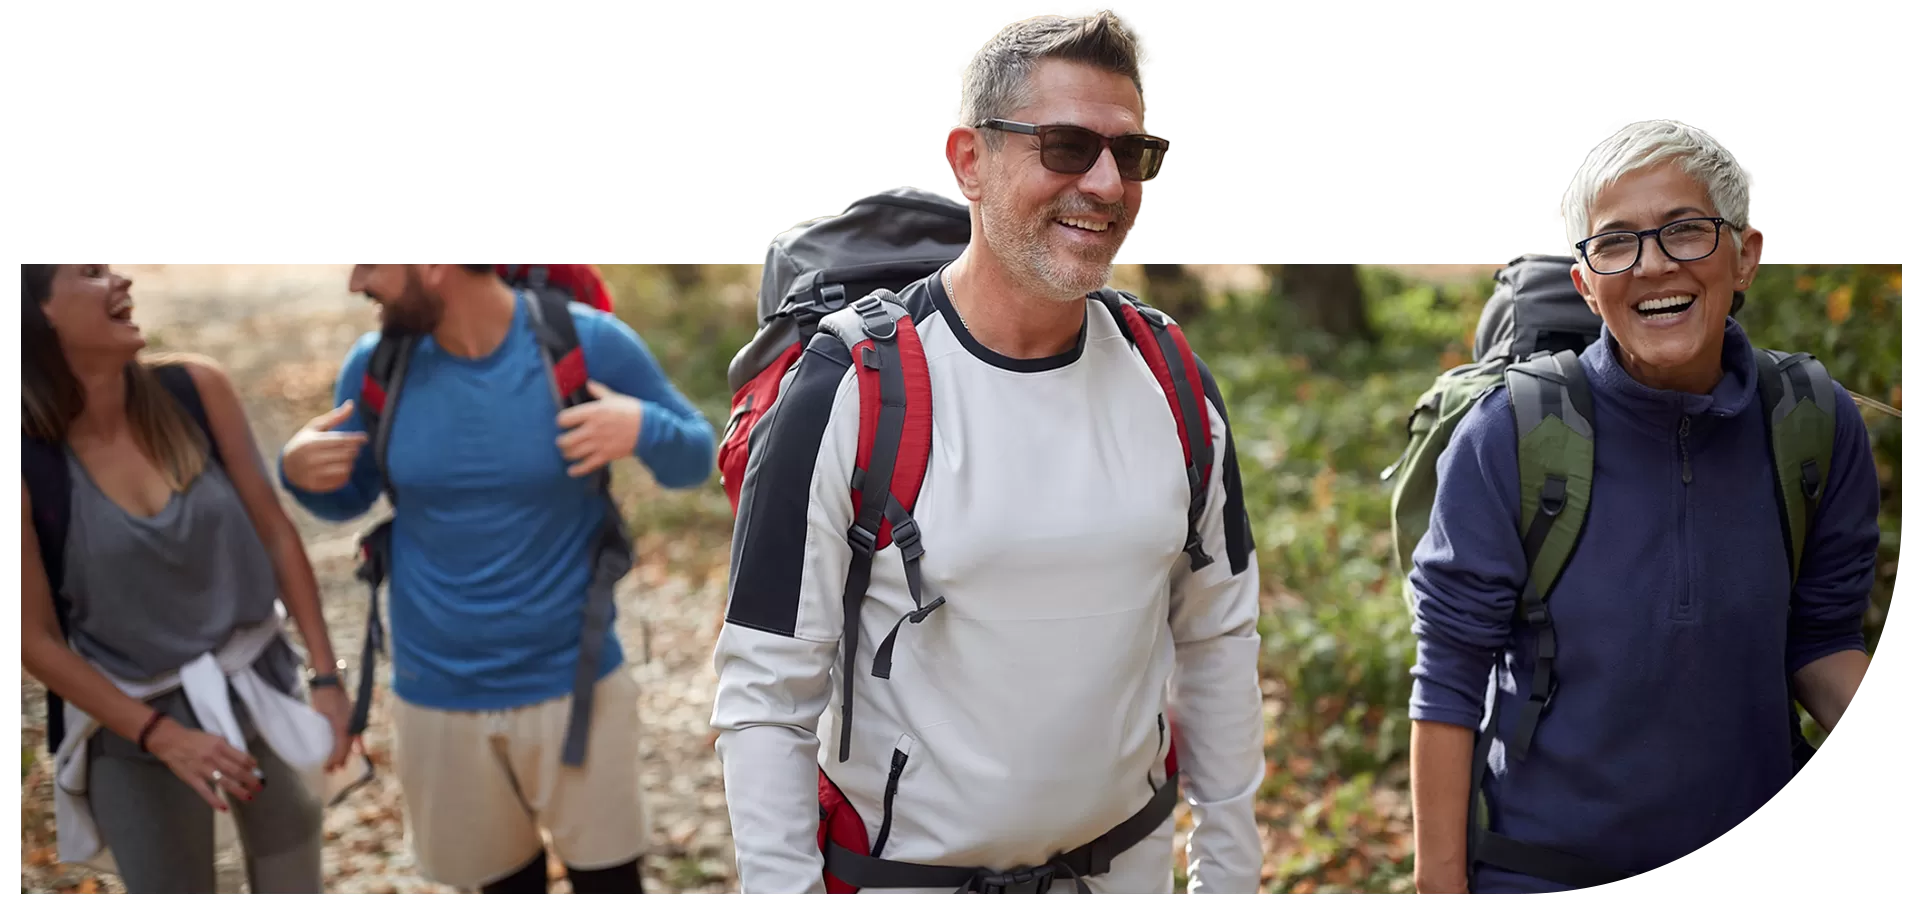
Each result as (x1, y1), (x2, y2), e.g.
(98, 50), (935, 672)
(53, 601), (336, 870)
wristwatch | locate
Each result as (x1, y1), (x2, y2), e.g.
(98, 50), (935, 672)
(306, 659), (348, 690)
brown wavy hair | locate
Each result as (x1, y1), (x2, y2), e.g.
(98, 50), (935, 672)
(22, 264), (208, 491)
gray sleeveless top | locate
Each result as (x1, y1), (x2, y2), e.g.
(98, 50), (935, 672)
(62, 451), (293, 686)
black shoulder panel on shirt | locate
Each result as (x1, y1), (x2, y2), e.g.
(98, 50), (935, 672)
(1194, 355), (1255, 575)
(725, 332), (856, 637)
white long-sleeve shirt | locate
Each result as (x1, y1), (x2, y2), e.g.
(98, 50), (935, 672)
(712, 273), (1266, 893)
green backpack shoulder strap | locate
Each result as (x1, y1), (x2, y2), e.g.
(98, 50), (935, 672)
(1754, 349), (1838, 585)
(1501, 348), (1595, 761)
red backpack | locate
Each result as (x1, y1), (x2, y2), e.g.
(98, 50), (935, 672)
(497, 264), (615, 313)
(724, 191), (1205, 891)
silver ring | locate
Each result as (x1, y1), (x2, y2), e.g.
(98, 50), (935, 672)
(210, 769), (224, 784)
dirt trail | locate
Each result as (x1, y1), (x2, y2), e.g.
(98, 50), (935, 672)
(19, 266), (738, 893)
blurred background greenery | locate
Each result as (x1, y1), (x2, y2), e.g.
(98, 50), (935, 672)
(595, 261), (1900, 893)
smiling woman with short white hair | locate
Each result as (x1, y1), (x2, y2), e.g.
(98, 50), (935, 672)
(1405, 120), (1881, 893)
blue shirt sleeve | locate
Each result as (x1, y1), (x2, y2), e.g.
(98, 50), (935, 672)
(1785, 381), (1879, 672)
(575, 305), (717, 489)
(1407, 387), (1529, 730)
(278, 331), (385, 521)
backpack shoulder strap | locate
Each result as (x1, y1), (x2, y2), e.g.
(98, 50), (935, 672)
(508, 287), (638, 767)
(1504, 349), (1595, 599)
(150, 362), (225, 469)
(1096, 289), (1216, 571)
(23, 430), (73, 754)
(523, 286), (594, 407)
(815, 289), (936, 763)
(358, 332), (419, 499)
(1500, 348), (1595, 762)
(1754, 349), (1838, 585)
(23, 433), (72, 616)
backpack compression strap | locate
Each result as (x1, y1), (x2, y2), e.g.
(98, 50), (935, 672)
(1097, 289), (1216, 571)
(1501, 348), (1594, 762)
(1754, 350), (1837, 584)
(524, 289), (635, 767)
(816, 291), (935, 763)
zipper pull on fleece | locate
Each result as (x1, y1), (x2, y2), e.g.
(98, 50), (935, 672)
(1679, 416), (1693, 484)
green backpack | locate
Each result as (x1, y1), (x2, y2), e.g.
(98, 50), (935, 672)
(1383, 255), (1840, 888)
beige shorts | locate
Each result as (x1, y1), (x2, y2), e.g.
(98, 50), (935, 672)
(390, 668), (648, 889)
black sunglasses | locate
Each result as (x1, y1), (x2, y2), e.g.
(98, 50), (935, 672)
(975, 119), (1170, 182)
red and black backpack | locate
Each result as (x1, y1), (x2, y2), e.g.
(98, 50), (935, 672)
(721, 190), (1209, 890)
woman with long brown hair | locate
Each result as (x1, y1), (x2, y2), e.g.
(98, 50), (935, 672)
(22, 264), (351, 892)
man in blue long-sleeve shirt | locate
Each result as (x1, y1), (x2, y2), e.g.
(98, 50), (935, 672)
(1407, 123), (1879, 893)
(279, 264), (714, 892)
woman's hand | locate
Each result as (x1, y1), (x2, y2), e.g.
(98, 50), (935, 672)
(144, 718), (262, 811)
(309, 683), (353, 771)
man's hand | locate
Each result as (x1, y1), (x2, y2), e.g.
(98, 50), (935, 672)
(556, 381), (643, 477)
(281, 401), (368, 493)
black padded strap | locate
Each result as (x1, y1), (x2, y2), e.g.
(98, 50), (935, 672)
(151, 363), (225, 469)
(367, 335), (417, 501)
(523, 287), (630, 766)
(838, 319), (908, 763)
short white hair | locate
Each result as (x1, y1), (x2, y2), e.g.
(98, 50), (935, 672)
(1561, 119), (1752, 255)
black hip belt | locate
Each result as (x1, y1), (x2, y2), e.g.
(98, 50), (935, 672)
(823, 767), (1179, 894)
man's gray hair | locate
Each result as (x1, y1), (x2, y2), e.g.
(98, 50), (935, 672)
(1562, 119), (1753, 255)
(959, 10), (1144, 148)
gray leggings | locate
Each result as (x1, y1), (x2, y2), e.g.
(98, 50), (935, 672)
(88, 731), (324, 893)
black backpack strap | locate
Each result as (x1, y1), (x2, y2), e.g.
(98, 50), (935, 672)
(346, 332), (416, 739)
(1094, 289), (1216, 571)
(524, 288), (635, 767)
(150, 362), (226, 470)
(23, 432), (73, 754)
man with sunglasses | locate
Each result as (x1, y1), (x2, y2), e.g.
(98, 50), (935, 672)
(1407, 121), (1879, 892)
(712, 11), (1264, 895)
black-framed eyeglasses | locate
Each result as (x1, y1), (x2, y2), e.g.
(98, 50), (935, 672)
(1575, 216), (1727, 275)
(975, 119), (1170, 182)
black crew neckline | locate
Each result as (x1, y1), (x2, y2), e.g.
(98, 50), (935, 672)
(929, 265), (1087, 373)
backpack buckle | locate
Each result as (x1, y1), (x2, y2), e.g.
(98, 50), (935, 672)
(1799, 459), (1820, 499)
(974, 864), (1056, 894)
(854, 296), (897, 342)
(847, 523), (879, 557)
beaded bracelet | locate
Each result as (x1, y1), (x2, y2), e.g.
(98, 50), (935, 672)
(136, 711), (166, 753)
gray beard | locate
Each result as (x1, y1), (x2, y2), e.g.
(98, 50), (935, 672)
(979, 190), (1118, 302)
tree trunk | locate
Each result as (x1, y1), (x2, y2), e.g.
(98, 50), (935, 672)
(1141, 264), (1207, 323)
(1268, 264), (1373, 342)
(663, 264), (706, 292)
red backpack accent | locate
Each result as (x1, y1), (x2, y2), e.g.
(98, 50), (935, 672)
(719, 342), (803, 511)
(497, 264), (615, 314)
(848, 316), (934, 549)
(817, 772), (873, 894)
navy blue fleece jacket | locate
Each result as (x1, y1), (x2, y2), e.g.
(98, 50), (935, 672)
(1409, 318), (1879, 892)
